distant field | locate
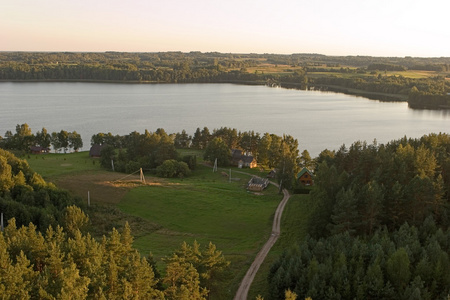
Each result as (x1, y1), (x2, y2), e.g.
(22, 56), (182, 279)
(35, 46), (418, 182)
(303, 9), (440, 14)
(230, 61), (445, 80)
(24, 151), (102, 179)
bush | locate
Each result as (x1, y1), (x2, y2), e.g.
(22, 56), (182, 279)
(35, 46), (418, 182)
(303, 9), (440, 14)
(156, 160), (191, 178)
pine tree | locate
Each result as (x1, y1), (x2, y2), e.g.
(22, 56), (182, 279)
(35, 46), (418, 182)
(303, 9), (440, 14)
(163, 258), (208, 300)
(330, 188), (359, 235)
(386, 247), (411, 291)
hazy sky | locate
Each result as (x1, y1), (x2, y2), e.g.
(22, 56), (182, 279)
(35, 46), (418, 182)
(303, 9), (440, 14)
(2, 0), (449, 57)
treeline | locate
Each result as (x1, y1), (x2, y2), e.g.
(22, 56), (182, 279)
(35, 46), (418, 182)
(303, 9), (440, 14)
(310, 75), (448, 97)
(0, 149), (83, 230)
(1, 123), (83, 153)
(0, 60), (306, 87)
(409, 89), (450, 109)
(0, 212), (230, 299)
(2, 51), (450, 108)
(268, 133), (450, 299)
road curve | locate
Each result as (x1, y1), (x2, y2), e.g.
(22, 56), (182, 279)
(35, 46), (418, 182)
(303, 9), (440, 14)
(234, 184), (290, 300)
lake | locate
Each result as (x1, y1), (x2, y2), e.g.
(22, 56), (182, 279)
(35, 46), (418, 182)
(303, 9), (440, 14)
(0, 82), (449, 156)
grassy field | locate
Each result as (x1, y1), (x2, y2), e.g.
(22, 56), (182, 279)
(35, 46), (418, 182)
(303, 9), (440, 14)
(26, 151), (284, 299)
(24, 151), (103, 179)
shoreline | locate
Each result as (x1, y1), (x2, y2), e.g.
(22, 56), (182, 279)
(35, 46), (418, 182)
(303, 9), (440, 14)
(1, 79), (448, 109)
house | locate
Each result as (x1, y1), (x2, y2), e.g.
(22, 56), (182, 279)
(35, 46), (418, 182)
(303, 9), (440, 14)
(89, 144), (104, 157)
(297, 167), (314, 186)
(30, 146), (50, 154)
(231, 149), (257, 168)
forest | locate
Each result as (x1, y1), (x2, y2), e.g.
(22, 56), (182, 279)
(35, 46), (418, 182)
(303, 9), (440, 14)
(1, 51), (449, 109)
(268, 133), (450, 299)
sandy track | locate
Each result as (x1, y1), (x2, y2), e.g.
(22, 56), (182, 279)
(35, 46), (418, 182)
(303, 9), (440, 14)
(234, 185), (290, 300)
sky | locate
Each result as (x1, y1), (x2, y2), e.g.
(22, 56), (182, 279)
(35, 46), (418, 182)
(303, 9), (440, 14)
(2, 0), (449, 57)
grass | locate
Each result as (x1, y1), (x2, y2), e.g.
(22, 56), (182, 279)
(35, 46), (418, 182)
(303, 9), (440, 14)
(117, 165), (282, 298)
(24, 151), (102, 179)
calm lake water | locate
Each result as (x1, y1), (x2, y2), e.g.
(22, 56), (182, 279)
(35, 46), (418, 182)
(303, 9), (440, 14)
(1, 82), (449, 156)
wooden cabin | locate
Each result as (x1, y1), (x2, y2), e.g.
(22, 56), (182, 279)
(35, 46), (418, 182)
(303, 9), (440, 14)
(297, 167), (314, 186)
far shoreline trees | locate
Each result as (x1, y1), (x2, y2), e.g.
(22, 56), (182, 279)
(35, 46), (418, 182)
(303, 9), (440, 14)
(1, 124), (83, 153)
(1, 51), (448, 109)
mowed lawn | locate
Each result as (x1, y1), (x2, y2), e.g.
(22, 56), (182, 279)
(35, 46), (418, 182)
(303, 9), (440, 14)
(119, 182), (280, 254)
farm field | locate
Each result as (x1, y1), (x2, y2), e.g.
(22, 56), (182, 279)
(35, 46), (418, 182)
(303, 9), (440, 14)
(26, 151), (286, 298)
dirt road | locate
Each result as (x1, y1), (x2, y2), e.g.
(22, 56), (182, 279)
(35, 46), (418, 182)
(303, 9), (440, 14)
(234, 185), (290, 300)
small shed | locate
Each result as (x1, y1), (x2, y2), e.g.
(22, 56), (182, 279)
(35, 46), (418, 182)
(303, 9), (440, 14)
(89, 144), (104, 157)
(297, 167), (314, 186)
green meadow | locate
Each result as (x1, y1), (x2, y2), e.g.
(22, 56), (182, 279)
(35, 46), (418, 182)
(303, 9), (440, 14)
(24, 151), (103, 179)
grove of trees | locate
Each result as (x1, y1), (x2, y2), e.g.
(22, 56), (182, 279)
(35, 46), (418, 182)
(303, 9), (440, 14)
(0, 149), (83, 230)
(0, 215), (229, 299)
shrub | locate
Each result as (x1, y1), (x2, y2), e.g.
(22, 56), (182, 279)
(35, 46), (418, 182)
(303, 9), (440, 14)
(156, 160), (191, 178)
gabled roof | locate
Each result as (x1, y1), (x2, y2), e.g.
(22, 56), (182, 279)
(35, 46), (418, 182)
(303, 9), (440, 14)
(89, 144), (104, 157)
(232, 149), (243, 159)
(296, 167), (313, 180)
(241, 155), (255, 164)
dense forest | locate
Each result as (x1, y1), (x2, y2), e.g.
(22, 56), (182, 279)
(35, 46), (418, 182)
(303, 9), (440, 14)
(0, 215), (229, 299)
(268, 133), (450, 299)
(1, 51), (449, 108)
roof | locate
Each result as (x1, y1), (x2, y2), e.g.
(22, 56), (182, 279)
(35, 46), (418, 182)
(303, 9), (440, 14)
(89, 144), (104, 157)
(241, 155), (255, 164)
(30, 146), (50, 152)
(232, 149), (243, 159)
(296, 167), (313, 180)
